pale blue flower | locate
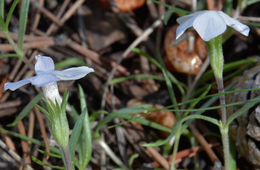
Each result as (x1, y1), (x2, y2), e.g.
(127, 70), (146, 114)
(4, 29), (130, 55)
(4, 55), (94, 91)
(176, 10), (250, 41)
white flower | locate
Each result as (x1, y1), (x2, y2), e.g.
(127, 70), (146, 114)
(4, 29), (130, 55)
(176, 10), (250, 41)
(4, 55), (94, 103)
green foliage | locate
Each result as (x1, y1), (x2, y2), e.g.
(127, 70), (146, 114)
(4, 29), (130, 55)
(55, 58), (88, 69)
(69, 85), (92, 170)
(8, 93), (43, 127)
(0, 127), (60, 154)
(18, 0), (30, 52)
(32, 156), (65, 170)
(0, 0), (29, 59)
(36, 92), (70, 148)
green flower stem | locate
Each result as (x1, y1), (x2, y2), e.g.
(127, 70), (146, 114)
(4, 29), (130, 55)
(220, 125), (230, 170)
(170, 125), (182, 170)
(206, 35), (227, 124)
(206, 36), (232, 169)
(61, 145), (73, 170)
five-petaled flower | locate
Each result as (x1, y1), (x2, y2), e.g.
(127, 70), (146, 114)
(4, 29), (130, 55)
(176, 10), (250, 41)
(4, 55), (94, 103)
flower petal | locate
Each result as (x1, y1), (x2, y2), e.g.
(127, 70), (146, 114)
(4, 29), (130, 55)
(176, 11), (207, 40)
(30, 74), (60, 87)
(176, 17), (196, 40)
(4, 78), (32, 91)
(177, 11), (205, 24)
(35, 55), (55, 74)
(193, 11), (227, 41)
(217, 11), (250, 36)
(53, 66), (94, 80)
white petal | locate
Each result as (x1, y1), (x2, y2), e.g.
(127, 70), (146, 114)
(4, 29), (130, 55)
(176, 17), (196, 40)
(177, 11), (206, 24)
(176, 11), (207, 40)
(30, 74), (60, 87)
(193, 11), (227, 41)
(4, 78), (32, 91)
(217, 11), (250, 36)
(35, 55), (55, 74)
(53, 66), (94, 80)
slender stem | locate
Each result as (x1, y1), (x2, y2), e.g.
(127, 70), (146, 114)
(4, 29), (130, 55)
(170, 125), (182, 170)
(61, 145), (73, 170)
(206, 36), (232, 169)
(220, 126), (230, 170)
(216, 78), (227, 124)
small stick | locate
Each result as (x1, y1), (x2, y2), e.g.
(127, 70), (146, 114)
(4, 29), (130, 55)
(0, 100), (22, 109)
(189, 124), (220, 163)
(17, 121), (31, 166)
(146, 146), (170, 170)
(34, 107), (50, 158)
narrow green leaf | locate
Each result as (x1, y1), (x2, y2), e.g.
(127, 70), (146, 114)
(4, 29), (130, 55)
(226, 97), (260, 127)
(78, 85), (92, 168)
(61, 91), (69, 114)
(89, 110), (108, 122)
(157, 51), (179, 118)
(246, 0), (260, 6)
(95, 105), (156, 136)
(69, 109), (85, 163)
(183, 85), (211, 117)
(32, 156), (65, 169)
(35, 104), (50, 118)
(132, 48), (161, 68)
(129, 153), (139, 167)
(4, 0), (18, 30)
(8, 93), (43, 127)
(109, 74), (163, 85)
(0, 127), (60, 154)
(143, 114), (219, 147)
(69, 106), (79, 123)
(164, 10), (174, 25)
(111, 112), (172, 133)
(0, 0), (4, 20)
(38, 149), (62, 159)
(55, 58), (87, 69)
(150, 0), (190, 16)
(198, 58), (257, 85)
(78, 85), (86, 113)
(18, 0), (30, 51)
(0, 53), (19, 58)
(181, 114), (220, 127)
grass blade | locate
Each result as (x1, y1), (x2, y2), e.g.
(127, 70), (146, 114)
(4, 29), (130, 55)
(109, 74), (163, 85)
(55, 57), (88, 69)
(69, 109), (85, 163)
(32, 156), (65, 170)
(4, 0), (18, 30)
(8, 93), (43, 127)
(17, 0), (30, 51)
(77, 85), (92, 168)
(0, 0), (4, 20)
(226, 97), (260, 126)
(0, 127), (60, 154)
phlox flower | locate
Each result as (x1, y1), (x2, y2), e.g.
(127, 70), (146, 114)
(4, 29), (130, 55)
(176, 10), (250, 41)
(4, 55), (94, 103)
